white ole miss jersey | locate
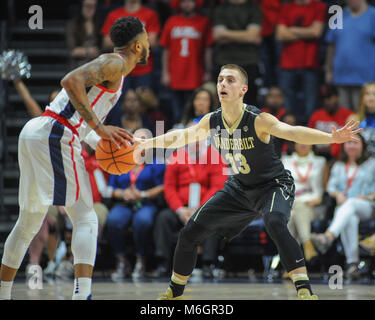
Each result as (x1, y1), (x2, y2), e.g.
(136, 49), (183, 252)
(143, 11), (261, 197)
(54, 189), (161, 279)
(45, 75), (124, 147)
(18, 57), (126, 209)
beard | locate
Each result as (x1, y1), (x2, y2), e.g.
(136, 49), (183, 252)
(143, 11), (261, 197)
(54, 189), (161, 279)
(137, 47), (148, 66)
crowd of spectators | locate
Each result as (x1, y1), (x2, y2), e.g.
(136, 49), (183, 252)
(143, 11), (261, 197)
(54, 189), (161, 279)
(64, 0), (375, 126)
(11, 0), (375, 281)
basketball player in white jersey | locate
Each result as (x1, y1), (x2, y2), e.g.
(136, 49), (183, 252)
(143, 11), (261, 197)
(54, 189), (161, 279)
(0, 16), (150, 300)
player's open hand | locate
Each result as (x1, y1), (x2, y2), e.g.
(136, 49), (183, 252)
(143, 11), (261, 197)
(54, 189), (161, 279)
(96, 125), (134, 149)
(331, 120), (362, 144)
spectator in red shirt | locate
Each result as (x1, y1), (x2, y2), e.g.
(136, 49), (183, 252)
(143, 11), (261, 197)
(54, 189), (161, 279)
(276, 0), (326, 123)
(101, 0), (160, 90)
(160, 0), (214, 125)
(308, 85), (354, 160)
(153, 142), (227, 278)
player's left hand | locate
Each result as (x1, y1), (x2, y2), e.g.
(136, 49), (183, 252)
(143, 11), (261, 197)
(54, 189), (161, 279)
(331, 120), (362, 143)
(96, 125), (134, 149)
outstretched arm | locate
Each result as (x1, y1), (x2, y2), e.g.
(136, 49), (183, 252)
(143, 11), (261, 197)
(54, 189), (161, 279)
(255, 113), (362, 145)
(140, 113), (211, 150)
(13, 78), (43, 117)
(60, 54), (132, 147)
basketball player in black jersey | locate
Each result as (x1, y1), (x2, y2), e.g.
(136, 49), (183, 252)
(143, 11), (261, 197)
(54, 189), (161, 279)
(138, 64), (361, 300)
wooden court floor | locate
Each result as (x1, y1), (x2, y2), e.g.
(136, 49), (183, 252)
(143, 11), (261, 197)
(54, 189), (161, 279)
(10, 278), (375, 300)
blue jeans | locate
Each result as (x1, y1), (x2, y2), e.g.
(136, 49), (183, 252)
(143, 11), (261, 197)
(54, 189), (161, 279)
(106, 204), (157, 258)
(260, 34), (281, 88)
(278, 69), (319, 123)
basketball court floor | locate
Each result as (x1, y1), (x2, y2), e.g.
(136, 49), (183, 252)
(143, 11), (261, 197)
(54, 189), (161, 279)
(10, 277), (375, 300)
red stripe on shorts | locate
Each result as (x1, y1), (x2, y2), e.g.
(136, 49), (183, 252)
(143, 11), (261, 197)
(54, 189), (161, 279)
(69, 135), (80, 201)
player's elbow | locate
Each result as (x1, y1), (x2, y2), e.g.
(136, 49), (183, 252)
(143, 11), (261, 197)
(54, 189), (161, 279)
(60, 73), (79, 91)
(60, 74), (73, 90)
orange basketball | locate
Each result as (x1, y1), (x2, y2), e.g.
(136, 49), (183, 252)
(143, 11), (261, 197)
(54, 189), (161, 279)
(95, 139), (139, 175)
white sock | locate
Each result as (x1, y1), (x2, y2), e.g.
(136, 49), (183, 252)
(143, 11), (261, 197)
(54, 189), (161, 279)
(72, 277), (92, 300)
(0, 280), (14, 300)
(171, 274), (187, 285)
(291, 273), (309, 283)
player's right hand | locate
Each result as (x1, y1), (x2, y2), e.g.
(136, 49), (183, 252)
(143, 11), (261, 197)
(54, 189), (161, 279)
(96, 125), (134, 149)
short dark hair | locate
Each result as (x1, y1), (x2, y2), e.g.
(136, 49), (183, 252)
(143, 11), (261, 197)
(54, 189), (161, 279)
(110, 16), (144, 48)
(220, 64), (248, 85)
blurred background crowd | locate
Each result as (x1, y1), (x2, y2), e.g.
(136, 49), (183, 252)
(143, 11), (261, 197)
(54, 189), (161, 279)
(0, 0), (375, 284)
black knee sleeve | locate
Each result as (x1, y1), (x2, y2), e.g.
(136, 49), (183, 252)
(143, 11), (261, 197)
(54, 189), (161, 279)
(263, 212), (305, 272)
(263, 213), (288, 240)
(173, 220), (214, 276)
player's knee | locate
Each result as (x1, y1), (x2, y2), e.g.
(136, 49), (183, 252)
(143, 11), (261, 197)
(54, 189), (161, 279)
(179, 220), (211, 247)
(12, 224), (35, 245)
(263, 213), (288, 238)
(73, 211), (98, 236)
(71, 212), (98, 265)
(15, 210), (45, 241)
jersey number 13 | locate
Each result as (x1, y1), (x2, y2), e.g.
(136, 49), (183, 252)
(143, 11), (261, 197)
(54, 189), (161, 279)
(225, 153), (251, 174)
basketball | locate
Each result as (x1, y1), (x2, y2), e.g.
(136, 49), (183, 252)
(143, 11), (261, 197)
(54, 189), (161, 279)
(95, 139), (139, 175)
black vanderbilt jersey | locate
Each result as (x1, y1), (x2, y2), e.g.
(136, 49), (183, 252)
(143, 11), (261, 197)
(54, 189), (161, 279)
(209, 104), (286, 187)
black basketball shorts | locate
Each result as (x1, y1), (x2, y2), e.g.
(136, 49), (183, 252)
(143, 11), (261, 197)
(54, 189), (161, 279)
(190, 170), (295, 241)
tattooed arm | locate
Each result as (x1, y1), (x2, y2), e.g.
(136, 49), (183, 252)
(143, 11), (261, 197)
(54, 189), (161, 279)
(61, 53), (124, 128)
(60, 54), (132, 147)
